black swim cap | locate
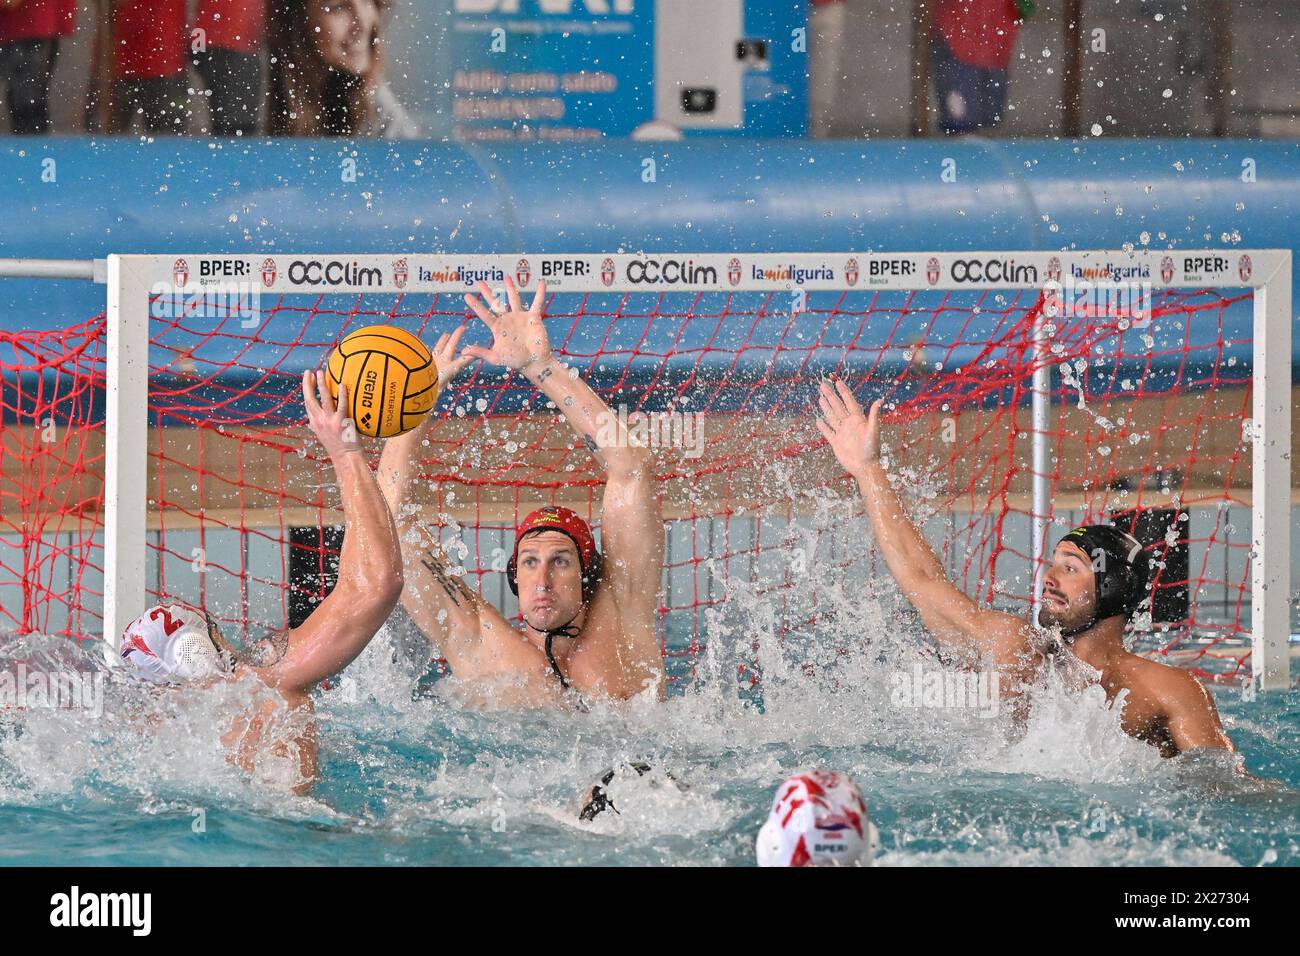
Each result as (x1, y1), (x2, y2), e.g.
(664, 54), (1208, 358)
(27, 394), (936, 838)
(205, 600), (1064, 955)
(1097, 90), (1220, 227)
(1058, 524), (1151, 625)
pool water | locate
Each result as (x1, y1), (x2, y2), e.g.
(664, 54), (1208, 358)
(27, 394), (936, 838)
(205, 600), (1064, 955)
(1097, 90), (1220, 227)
(1, 611), (1297, 867)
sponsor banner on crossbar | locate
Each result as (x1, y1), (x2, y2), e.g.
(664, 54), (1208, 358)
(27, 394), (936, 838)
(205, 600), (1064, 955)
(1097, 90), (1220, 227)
(134, 251), (1277, 295)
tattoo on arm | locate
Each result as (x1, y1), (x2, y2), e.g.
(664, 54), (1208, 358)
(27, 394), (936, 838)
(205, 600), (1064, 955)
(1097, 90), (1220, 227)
(537, 363), (554, 382)
(582, 434), (598, 453)
(249, 630), (291, 668)
(419, 553), (475, 608)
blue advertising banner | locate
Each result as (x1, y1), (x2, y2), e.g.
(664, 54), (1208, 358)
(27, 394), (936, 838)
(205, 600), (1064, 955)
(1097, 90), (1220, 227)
(446, 0), (808, 140)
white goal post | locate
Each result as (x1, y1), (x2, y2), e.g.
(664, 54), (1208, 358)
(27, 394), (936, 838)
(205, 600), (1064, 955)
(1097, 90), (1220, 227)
(1, 249), (1291, 689)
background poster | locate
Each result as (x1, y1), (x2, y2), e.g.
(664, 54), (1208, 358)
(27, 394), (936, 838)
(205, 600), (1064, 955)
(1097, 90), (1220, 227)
(439, 0), (808, 140)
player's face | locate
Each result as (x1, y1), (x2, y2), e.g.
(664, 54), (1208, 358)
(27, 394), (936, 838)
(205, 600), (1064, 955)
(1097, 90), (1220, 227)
(309, 0), (381, 76)
(1038, 543), (1098, 633)
(516, 532), (584, 630)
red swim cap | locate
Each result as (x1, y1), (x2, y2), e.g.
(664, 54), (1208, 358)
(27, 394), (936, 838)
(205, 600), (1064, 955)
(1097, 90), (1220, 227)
(506, 506), (601, 596)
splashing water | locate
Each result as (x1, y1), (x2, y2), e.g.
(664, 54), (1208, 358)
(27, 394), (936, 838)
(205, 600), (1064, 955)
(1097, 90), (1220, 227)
(1, 503), (1296, 866)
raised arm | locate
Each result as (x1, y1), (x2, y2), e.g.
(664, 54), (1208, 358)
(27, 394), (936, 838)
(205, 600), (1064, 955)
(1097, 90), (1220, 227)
(464, 278), (666, 694)
(520, 345), (665, 694)
(587, 438), (666, 696)
(459, 279), (634, 467)
(816, 379), (1024, 664)
(262, 371), (405, 695)
(374, 329), (522, 678)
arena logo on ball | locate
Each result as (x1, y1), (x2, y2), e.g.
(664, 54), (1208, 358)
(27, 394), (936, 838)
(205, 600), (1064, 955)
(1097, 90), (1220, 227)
(357, 366), (381, 433)
(1180, 255), (1230, 283)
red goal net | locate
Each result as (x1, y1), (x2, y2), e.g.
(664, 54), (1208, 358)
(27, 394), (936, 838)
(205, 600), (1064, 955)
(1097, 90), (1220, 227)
(0, 263), (1269, 685)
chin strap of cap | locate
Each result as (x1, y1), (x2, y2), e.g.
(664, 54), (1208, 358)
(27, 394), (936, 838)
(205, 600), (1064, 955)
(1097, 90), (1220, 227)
(540, 620), (581, 691)
(522, 605), (586, 692)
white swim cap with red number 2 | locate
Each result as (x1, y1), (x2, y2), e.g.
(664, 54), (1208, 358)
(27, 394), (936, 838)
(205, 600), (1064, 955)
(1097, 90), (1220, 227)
(756, 770), (881, 867)
(119, 604), (228, 683)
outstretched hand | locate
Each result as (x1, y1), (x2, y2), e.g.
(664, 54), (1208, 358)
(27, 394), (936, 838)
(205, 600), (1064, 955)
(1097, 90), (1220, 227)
(815, 378), (882, 478)
(432, 323), (475, 388)
(303, 369), (361, 461)
(462, 276), (552, 376)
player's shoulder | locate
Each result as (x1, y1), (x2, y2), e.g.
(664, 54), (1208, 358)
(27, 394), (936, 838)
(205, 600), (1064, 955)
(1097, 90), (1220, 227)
(981, 611), (1040, 668)
(1123, 652), (1212, 710)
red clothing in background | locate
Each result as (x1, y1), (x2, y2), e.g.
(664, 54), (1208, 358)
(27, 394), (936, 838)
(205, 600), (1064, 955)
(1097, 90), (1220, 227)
(0, 0), (76, 43)
(194, 0), (266, 55)
(934, 0), (1022, 71)
(114, 0), (186, 80)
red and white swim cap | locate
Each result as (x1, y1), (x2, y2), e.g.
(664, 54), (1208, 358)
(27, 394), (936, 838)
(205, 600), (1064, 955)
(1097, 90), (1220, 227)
(756, 770), (880, 867)
(119, 604), (230, 683)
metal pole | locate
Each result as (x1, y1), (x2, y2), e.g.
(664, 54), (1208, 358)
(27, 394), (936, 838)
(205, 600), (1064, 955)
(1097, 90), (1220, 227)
(1252, 252), (1292, 690)
(102, 255), (151, 661)
(0, 258), (100, 281)
(1031, 298), (1053, 624)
